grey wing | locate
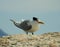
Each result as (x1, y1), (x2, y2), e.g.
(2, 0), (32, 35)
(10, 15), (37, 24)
(19, 20), (32, 31)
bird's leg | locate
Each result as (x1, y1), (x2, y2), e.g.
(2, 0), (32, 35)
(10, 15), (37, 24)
(26, 32), (28, 35)
(32, 32), (34, 35)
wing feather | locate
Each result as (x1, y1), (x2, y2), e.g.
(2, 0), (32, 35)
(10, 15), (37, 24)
(19, 20), (32, 31)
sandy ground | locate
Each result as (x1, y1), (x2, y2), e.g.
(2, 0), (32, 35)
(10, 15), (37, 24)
(0, 32), (60, 47)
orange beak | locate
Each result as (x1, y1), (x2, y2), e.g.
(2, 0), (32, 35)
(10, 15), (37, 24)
(37, 20), (44, 24)
(38, 21), (44, 24)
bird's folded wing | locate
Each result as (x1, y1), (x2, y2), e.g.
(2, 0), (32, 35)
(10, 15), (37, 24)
(19, 20), (32, 31)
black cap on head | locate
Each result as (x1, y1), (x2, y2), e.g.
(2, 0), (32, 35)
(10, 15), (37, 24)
(33, 17), (38, 21)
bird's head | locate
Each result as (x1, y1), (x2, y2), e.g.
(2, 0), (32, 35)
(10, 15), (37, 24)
(33, 17), (44, 24)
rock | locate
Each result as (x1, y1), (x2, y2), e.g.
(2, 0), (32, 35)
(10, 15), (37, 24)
(0, 32), (60, 47)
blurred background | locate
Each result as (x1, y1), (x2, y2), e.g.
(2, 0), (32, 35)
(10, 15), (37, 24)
(0, 0), (60, 36)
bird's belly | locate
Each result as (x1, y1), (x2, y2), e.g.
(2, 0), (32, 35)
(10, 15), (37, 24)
(28, 25), (39, 32)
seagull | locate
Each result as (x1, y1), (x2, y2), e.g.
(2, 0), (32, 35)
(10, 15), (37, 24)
(10, 17), (44, 35)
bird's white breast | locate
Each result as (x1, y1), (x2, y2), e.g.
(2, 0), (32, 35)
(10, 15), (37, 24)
(28, 21), (39, 32)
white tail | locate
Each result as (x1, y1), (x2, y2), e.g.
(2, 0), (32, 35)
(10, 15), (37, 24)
(10, 19), (15, 23)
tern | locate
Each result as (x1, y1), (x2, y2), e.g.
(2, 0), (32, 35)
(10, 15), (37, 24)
(10, 17), (44, 35)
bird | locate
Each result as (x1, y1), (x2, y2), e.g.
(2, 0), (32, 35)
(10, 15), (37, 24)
(10, 17), (44, 35)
